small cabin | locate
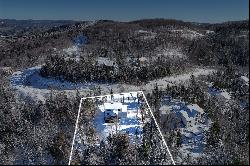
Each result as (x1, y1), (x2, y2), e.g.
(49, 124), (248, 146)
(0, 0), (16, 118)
(104, 102), (128, 123)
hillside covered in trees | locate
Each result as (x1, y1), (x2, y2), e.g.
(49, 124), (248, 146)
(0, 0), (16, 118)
(0, 18), (249, 165)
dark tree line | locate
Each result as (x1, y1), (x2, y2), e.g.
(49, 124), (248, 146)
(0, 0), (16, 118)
(71, 120), (173, 165)
(40, 53), (173, 85)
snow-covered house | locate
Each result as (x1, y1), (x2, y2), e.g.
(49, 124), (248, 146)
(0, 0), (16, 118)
(179, 110), (194, 128)
(187, 104), (205, 120)
(178, 104), (205, 128)
(103, 102), (128, 123)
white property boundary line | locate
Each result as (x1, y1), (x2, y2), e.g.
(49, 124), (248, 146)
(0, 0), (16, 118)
(68, 98), (83, 165)
(141, 91), (176, 165)
(68, 91), (175, 165)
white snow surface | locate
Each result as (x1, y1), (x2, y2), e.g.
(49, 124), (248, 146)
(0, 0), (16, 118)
(144, 68), (215, 90)
(63, 45), (79, 56)
(241, 76), (249, 86)
(187, 104), (204, 114)
(159, 105), (172, 114)
(206, 30), (214, 34)
(137, 30), (148, 33)
(96, 57), (115, 66)
(160, 96), (211, 159)
(61, 45), (81, 62)
(207, 85), (232, 101)
(220, 90), (231, 100)
(170, 29), (204, 40)
(10, 66), (215, 103)
(83, 92), (147, 144)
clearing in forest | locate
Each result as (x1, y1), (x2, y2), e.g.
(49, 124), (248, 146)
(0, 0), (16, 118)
(68, 91), (175, 165)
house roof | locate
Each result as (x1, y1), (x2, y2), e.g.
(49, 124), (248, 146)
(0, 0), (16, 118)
(187, 104), (204, 114)
(104, 102), (127, 112)
(180, 110), (194, 122)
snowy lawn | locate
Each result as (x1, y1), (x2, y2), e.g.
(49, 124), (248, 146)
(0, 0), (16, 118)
(93, 92), (146, 144)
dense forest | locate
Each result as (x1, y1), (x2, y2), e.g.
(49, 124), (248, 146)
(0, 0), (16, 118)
(37, 19), (249, 85)
(0, 19), (249, 165)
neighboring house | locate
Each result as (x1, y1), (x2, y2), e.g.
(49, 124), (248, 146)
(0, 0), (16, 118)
(179, 104), (205, 127)
(104, 102), (128, 123)
(240, 76), (249, 86)
(179, 110), (204, 135)
(187, 104), (205, 121)
(179, 110), (194, 128)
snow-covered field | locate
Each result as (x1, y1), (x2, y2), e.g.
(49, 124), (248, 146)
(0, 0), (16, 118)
(9, 66), (215, 103)
(160, 96), (211, 159)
